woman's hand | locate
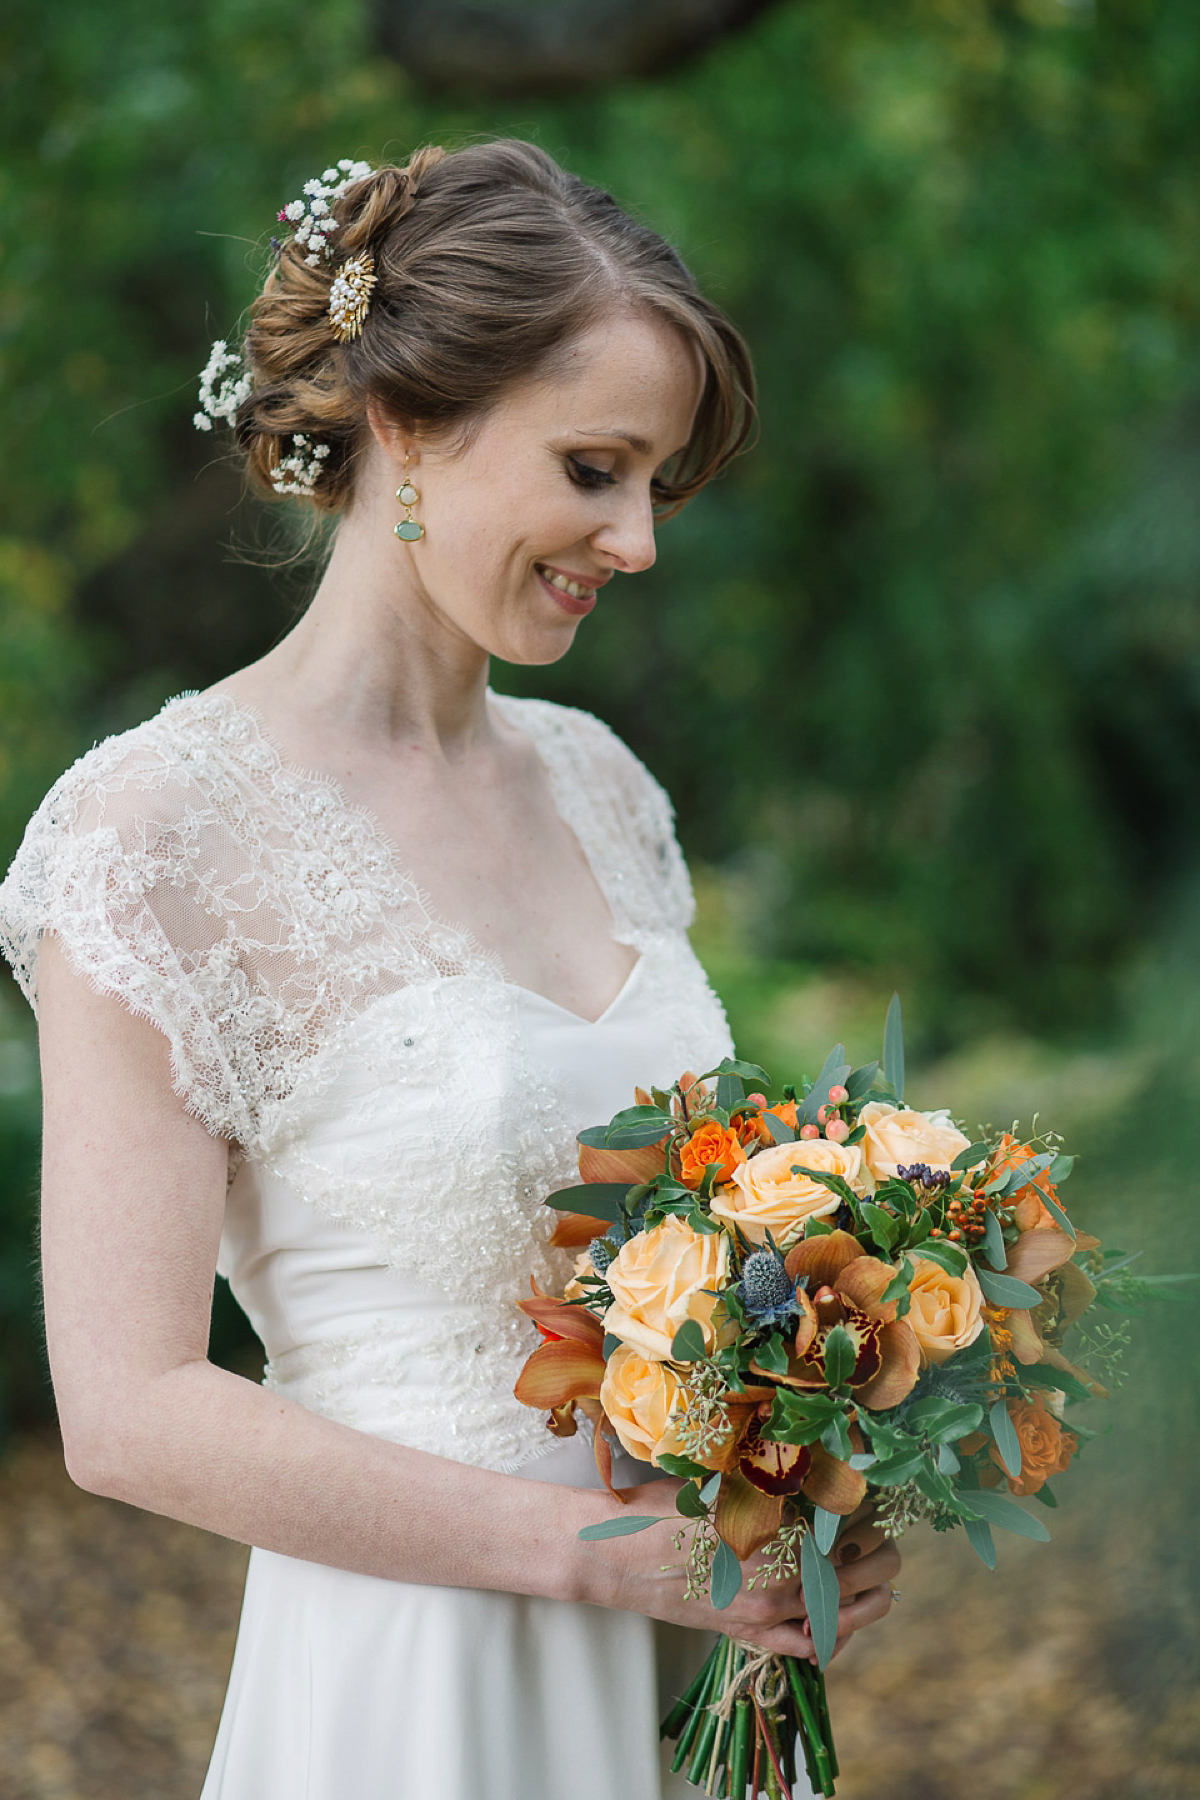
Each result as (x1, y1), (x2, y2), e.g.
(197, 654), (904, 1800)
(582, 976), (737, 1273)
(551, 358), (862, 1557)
(575, 1481), (899, 1663)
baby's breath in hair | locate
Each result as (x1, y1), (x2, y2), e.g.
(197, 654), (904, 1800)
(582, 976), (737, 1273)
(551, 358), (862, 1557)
(193, 340), (251, 432)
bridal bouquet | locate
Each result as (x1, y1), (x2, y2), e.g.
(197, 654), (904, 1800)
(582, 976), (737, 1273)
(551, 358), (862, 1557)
(515, 998), (1174, 1799)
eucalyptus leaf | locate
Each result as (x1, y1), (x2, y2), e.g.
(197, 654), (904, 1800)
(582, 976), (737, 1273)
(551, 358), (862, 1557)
(845, 1061), (879, 1102)
(813, 1506), (840, 1555)
(699, 1472), (722, 1505)
(981, 1209), (1008, 1270)
(963, 1516), (997, 1569)
(711, 1539), (743, 1611)
(977, 1268), (1043, 1309)
(763, 1110), (797, 1144)
(801, 1530), (841, 1668)
(1033, 1481), (1059, 1509)
(578, 1515), (662, 1539)
(882, 993), (905, 1102)
(800, 1043), (851, 1126)
(989, 1399), (1023, 1478)
(961, 1489), (1051, 1542)
(1032, 1184), (1077, 1240)
(602, 1333), (621, 1359)
(936, 1441), (961, 1475)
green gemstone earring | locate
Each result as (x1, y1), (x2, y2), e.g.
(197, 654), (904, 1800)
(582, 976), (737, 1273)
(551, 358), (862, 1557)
(394, 453), (424, 542)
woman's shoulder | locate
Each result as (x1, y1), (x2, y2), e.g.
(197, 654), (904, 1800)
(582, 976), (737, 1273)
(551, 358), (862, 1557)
(10, 689), (235, 842)
(491, 688), (672, 805)
(493, 689), (694, 931)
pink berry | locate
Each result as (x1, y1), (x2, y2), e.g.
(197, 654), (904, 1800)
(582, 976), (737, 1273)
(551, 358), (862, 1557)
(800, 1122), (821, 1140)
(817, 1104), (830, 1125)
(747, 1091), (767, 1107)
(828, 1084), (849, 1104)
(825, 1118), (850, 1143)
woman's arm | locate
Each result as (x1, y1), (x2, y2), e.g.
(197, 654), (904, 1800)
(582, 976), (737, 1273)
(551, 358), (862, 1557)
(37, 934), (897, 1657)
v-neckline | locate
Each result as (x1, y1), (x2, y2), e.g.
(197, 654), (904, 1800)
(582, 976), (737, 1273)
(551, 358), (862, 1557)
(181, 686), (645, 1029)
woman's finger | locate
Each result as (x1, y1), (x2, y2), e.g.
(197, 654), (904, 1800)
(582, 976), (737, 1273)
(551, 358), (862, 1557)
(836, 1538), (901, 1601)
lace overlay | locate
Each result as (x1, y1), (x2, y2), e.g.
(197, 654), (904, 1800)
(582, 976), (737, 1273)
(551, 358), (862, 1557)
(0, 686), (735, 1473)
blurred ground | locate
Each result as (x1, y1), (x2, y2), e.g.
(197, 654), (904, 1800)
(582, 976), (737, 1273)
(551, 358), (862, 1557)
(0, 1425), (1196, 1800)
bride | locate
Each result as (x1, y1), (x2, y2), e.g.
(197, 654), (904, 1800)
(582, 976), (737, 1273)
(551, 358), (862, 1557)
(0, 140), (898, 1799)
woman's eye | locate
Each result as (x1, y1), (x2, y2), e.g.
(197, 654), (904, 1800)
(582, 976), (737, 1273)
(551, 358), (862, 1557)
(567, 457), (617, 490)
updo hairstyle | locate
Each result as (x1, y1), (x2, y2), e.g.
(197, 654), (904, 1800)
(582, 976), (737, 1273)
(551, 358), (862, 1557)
(236, 139), (755, 516)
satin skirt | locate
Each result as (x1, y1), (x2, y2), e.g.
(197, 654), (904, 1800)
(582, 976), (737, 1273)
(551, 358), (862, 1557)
(199, 1438), (726, 1800)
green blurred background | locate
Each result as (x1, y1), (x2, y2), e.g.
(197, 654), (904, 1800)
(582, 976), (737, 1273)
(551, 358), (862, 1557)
(0, 1), (1197, 1795)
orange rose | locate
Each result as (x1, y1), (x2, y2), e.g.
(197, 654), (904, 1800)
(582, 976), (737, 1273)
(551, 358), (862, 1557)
(990, 1393), (1077, 1496)
(680, 1120), (747, 1189)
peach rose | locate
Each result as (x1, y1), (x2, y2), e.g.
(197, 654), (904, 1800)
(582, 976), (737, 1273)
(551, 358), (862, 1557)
(604, 1214), (730, 1362)
(990, 1393), (1077, 1496)
(563, 1247), (599, 1303)
(680, 1119), (747, 1189)
(599, 1345), (691, 1465)
(905, 1256), (985, 1364)
(858, 1102), (974, 1183)
(709, 1138), (874, 1247)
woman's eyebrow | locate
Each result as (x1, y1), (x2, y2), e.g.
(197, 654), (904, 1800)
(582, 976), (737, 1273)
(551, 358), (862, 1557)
(574, 427), (689, 459)
(574, 427), (652, 453)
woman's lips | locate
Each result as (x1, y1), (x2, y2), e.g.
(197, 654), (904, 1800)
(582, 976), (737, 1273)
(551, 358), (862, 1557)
(535, 564), (598, 616)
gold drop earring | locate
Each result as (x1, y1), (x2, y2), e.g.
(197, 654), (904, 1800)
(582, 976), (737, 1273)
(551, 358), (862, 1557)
(394, 453), (424, 542)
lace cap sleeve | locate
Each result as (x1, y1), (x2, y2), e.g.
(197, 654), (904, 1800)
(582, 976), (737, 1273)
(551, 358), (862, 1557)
(0, 722), (251, 1147)
(525, 699), (696, 935)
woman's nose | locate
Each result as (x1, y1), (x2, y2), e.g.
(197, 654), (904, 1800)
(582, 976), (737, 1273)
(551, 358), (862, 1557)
(594, 491), (657, 575)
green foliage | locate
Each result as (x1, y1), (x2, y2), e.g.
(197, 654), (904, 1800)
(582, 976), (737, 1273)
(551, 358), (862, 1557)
(2, 0), (1200, 1425)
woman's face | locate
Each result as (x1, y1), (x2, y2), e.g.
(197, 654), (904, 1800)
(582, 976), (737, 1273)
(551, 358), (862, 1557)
(374, 307), (706, 666)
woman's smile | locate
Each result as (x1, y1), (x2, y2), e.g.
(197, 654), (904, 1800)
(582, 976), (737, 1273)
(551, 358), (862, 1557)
(534, 560), (605, 614)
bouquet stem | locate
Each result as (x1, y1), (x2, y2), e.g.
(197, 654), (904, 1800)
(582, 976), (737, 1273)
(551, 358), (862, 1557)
(661, 1637), (838, 1797)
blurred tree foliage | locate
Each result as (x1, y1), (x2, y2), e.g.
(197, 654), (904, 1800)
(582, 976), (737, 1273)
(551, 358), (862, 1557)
(0, 0), (1197, 1045)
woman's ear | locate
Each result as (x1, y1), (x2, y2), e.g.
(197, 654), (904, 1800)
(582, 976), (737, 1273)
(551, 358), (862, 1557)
(364, 397), (409, 463)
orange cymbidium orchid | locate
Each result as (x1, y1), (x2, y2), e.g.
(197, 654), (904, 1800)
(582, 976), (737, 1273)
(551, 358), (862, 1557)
(514, 1285), (624, 1497)
(1003, 1257), (1107, 1397)
(547, 1135), (670, 1250)
(752, 1230), (923, 1413)
(982, 1141), (1105, 1395)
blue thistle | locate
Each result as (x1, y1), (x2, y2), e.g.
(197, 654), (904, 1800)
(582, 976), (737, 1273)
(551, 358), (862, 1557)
(589, 1237), (617, 1277)
(739, 1248), (798, 1329)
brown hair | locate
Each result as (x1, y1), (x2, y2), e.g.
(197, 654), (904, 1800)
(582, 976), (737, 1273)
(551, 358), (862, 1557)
(235, 138), (755, 517)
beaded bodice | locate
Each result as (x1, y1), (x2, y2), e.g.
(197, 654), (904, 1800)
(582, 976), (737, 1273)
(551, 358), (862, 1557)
(0, 687), (735, 1472)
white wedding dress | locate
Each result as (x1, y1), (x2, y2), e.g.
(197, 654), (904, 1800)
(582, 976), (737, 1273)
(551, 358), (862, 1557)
(0, 686), (811, 1800)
